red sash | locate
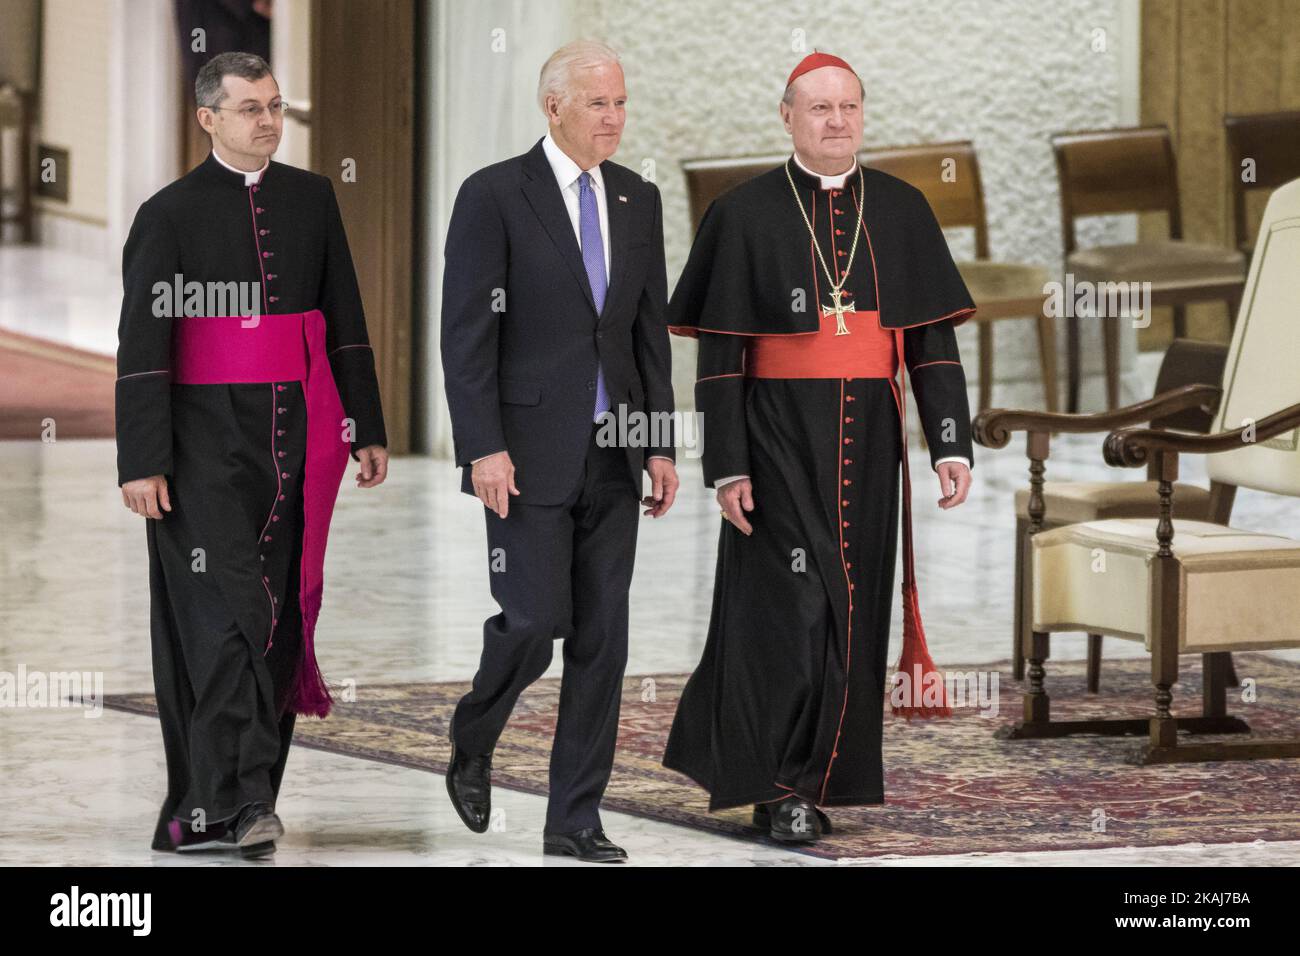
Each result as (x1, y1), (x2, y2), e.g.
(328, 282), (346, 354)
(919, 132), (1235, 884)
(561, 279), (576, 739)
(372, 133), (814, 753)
(172, 310), (349, 718)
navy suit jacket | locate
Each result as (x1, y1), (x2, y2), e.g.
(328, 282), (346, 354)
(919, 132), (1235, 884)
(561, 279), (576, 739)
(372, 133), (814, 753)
(441, 138), (676, 505)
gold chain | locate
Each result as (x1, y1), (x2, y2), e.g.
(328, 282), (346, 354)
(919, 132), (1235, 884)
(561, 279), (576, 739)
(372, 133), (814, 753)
(784, 159), (866, 300)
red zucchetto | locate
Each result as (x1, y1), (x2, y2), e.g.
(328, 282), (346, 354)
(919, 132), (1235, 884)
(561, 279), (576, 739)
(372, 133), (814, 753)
(785, 51), (857, 88)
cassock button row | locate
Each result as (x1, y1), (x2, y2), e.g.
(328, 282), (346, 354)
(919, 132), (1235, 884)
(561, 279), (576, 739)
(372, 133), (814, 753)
(846, 395), (855, 402)
(843, 499), (849, 506)
(256, 207), (264, 213)
(277, 384), (286, 392)
(845, 417), (853, 423)
(278, 494), (285, 501)
(837, 250), (846, 256)
(277, 429), (285, 436)
(272, 515), (280, 522)
(264, 535), (272, 542)
(277, 406), (286, 414)
(259, 229), (268, 236)
(267, 273), (276, 280)
(269, 296), (278, 303)
(278, 450), (285, 458)
(281, 472), (289, 479)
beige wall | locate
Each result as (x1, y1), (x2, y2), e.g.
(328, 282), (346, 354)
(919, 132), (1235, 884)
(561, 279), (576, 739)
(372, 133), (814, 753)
(37, 0), (110, 225)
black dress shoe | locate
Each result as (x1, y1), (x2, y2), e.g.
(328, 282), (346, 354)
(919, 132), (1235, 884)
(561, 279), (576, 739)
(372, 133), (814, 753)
(753, 796), (827, 843)
(542, 828), (628, 863)
(234, 803), (285, 847)
(446, 741), (492, 833)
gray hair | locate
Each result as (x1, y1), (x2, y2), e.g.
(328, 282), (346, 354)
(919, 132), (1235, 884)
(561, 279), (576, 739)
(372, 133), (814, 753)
(196, 52), (274, 110)
(782, 72), (865, 107)
(537, 39), (621, 116)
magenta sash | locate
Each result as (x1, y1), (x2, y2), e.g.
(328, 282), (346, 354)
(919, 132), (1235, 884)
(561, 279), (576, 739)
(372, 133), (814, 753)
(172, 310), (349, 718)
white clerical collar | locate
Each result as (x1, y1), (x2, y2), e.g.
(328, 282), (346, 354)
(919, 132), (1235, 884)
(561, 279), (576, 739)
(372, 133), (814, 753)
(211, 148), (269, 186)
(542, 132), (604, 194)
(792, 151), (856, 189)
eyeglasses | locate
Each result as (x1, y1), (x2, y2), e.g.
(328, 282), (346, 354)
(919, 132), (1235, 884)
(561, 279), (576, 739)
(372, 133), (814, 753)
(209, 100), (289, 122)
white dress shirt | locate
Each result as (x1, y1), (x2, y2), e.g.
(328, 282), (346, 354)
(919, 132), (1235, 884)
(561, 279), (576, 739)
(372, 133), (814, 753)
(211, 147), (269, 186)
(472, 134), (670, 468)
(713, 153), (969, 488)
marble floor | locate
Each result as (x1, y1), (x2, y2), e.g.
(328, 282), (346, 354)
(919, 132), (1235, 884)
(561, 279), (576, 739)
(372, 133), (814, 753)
(2, 257), (1299, 863)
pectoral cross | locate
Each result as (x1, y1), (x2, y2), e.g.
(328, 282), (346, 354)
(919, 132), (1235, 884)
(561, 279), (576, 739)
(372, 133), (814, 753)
(822, 288), (856, 336)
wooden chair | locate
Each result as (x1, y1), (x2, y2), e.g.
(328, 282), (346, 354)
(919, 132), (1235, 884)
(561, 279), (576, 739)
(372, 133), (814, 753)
(681, 143), (1058, 414)
(981, 176), (1300, 764)
(1051, 125), (1247, 412)
(1224, 110), (1300, 257)
(0, 84), (34, 243)
(976, 338), (1229, 687)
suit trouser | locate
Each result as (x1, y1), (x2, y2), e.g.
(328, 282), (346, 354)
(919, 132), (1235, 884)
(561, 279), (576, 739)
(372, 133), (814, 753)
(451, 425), (640, 833)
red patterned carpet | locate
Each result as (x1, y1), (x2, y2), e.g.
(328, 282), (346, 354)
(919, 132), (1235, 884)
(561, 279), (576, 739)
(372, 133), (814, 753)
(0, 329), (115, 440)
(103, 654), (1300, 860)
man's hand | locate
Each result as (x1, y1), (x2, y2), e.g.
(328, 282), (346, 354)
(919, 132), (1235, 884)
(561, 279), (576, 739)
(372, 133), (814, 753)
(716, 478), (755, 535)
(121, 475), (172, 519)
(937, 460), (971, 509)
(472, 450), (519, 518)
(355, 445), (389, 489)
(642, 458), (680, 518)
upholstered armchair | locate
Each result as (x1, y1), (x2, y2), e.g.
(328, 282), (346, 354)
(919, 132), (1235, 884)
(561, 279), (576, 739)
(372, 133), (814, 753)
(991, 177), (1300, 764)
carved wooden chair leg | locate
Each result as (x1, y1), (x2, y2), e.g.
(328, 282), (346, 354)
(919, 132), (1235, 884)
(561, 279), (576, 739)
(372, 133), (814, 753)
(1024, 630), (1051, 723)
(1103, 316), (1121, 410)
(1086, 633), (1102, 693)
(1172, 303), (1187, 339)
(1066, 313), (1081, 413)
(1203, 652), (1229, 719)
(978, 321), (993, 412)
(1012, 516), (1027, 681)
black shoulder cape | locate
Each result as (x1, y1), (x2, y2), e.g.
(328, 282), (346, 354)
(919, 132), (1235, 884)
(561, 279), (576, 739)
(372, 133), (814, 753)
(667, 159), (975, 336)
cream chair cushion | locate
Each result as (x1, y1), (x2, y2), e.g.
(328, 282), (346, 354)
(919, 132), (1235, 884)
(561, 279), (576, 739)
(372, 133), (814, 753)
(1066, 241), (1246, 288)
(1014, 481), (1212, 524)
(957, 261), (1051, 302)
(1032, 518), (1300, 653)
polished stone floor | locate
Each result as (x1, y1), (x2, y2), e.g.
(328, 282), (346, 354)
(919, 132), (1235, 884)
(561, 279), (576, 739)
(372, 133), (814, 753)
(4, 378), (1300, 866)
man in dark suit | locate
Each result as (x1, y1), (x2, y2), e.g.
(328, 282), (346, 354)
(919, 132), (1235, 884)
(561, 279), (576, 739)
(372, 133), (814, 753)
(440, 39), (679, 863)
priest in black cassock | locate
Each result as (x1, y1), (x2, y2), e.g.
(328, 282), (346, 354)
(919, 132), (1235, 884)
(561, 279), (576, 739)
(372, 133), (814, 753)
(662, 52), (974, 843)
(116, 52), (387, 857)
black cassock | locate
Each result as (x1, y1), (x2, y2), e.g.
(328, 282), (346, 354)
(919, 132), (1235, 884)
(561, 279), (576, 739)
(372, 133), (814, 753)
(115, 153), (385, 848)
(662, 159), (975, 811)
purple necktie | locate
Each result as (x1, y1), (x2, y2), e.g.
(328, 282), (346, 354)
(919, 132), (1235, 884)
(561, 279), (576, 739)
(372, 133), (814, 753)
(578, 171), (610, 421)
